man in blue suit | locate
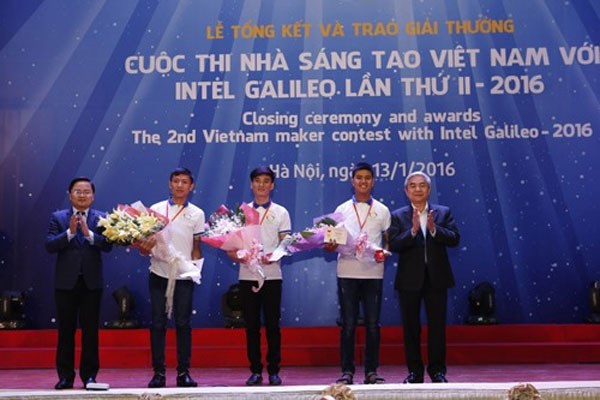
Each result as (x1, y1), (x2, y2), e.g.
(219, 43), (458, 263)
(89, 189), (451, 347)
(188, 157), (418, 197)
(388, 171), (460, 384)
(45, 177), (112, 390)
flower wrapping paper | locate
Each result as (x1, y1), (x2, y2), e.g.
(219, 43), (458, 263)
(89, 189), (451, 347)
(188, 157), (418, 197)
(201, 203), (266, 290)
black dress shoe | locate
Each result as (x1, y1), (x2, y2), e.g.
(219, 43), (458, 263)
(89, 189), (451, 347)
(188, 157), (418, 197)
(245, 373), (263, 386)
(176, 372), (198, 387)
(54, 378), (73, 390)
(336, 371), (353, 385)
(268, 374), (282, 386)
(148, 373), (166, 388)
(364, 371), (385, 384)
(403, 372), (424, 384)
(431, 372), (448, 383)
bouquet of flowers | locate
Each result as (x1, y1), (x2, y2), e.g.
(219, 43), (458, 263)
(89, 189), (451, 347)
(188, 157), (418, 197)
(269, 212), (390, 263)
(201, 203), (266, 291)
(98, 201), (168, 245)
(269, 212), (345, 262)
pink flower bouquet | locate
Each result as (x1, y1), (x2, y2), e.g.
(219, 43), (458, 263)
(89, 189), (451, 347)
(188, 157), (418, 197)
(201, 203), (267, 290)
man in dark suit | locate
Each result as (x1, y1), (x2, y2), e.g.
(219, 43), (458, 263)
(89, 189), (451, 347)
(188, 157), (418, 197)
(45, 177), (112, 390)
(388, 171), (460, 384)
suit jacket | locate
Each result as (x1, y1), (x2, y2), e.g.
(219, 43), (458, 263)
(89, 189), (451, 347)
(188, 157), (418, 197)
(45, 208), (112, 290)
(388, 204), (460, 291)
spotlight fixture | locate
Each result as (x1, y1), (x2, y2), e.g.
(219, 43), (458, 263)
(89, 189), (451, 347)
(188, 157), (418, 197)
(587, 281), (600, 323)
(466, 281), (497, 325)
(0, 291), (26, 329)
(106, 286), (139, 328)
(221, 284), (245, 328)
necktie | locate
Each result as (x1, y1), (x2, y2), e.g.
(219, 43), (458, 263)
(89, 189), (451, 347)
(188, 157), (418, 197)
(76, 211), (85, 244)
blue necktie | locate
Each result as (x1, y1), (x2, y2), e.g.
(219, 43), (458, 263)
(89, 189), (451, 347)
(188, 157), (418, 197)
(76, 211), (85, 244)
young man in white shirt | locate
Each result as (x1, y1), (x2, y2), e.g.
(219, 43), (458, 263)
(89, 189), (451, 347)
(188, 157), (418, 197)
(137, 167), (205, 388)
(227, 166), (291, 386)
(326, 162), (391, 385)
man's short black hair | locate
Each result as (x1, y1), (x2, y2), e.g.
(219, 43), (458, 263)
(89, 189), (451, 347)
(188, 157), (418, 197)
(170, 167), (194, 183)
(68, 177), (95, 193)
(250, 166), (275, 182)
(351, 162), (374, 178)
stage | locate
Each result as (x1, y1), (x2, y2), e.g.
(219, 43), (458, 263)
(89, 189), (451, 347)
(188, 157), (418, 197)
(1, 326), (599, 398)
(1, 365), (600, 399)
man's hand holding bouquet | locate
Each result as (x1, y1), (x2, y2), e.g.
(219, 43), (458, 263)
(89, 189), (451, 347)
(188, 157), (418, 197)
(336, 231), (391, 263)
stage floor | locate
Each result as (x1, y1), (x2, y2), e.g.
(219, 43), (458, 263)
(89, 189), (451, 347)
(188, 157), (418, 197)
(1, 364), (600, 399)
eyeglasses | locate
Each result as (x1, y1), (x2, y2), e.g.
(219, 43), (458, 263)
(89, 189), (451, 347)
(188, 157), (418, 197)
(72, 190), (93, 196)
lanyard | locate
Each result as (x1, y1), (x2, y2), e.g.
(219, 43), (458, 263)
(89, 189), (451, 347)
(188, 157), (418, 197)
(352, 202), (372, 232)
(166, 203), (185, 222)
(259, 206), (271, 225)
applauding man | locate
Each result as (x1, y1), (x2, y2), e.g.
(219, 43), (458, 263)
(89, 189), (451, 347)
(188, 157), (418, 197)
(388, 172), (460, 384)
(45, 177), (112, 389)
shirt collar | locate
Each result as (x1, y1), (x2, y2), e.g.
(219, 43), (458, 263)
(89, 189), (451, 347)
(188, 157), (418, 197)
(168, 197), (189, 207)
(253, 200), (271, 209)
(72, 208), (89, 216)
(352, 195), (373, 205)
(411, 203), (429, 214)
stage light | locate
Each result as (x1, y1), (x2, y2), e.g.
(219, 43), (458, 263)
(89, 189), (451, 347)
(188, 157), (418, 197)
(466, 281), (497, 325)
(587, 281), (600, 323)
(0, 291), (26, 329)
(106, 286), (139, 328)
(221, 284), (245, 328)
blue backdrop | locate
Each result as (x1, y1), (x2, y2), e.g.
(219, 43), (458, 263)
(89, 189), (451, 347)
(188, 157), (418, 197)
(1, 0), (599, 329)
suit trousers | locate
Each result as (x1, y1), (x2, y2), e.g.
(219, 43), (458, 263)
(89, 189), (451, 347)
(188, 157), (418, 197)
(398, 279), (448, 378)
(55, 275), (102, 382)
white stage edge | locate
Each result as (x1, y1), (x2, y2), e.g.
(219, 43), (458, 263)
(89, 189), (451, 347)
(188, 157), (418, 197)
(1, 381), (600, 400)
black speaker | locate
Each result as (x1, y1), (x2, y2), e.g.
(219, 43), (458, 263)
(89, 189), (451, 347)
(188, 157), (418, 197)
(587, 281), (600, 323)
(467, 282), (497, 325)
(0, 291), (26, 329)
(106, 286), (139, 328)
(222, 284), (245, 328)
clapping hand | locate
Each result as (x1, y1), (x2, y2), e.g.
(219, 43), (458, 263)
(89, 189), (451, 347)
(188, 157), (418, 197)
(427, 210), (436, 234)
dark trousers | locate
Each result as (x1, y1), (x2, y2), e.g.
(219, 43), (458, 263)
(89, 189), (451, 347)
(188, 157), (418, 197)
(149, 273), (194, 374)
(398, 280), (448, 378)
(239, 280), (282, 375)
(337, 278), (383, 375)
(55, 276), (102, 382)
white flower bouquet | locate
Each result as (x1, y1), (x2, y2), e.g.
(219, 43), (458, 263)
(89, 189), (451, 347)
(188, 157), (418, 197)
(98, 201), (168, 245)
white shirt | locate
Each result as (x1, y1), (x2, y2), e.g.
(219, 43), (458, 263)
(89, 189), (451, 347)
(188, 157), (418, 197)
(239, 201), (291, 281)
(335, 198), (391, 279)
(148, 199), (205, 279)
